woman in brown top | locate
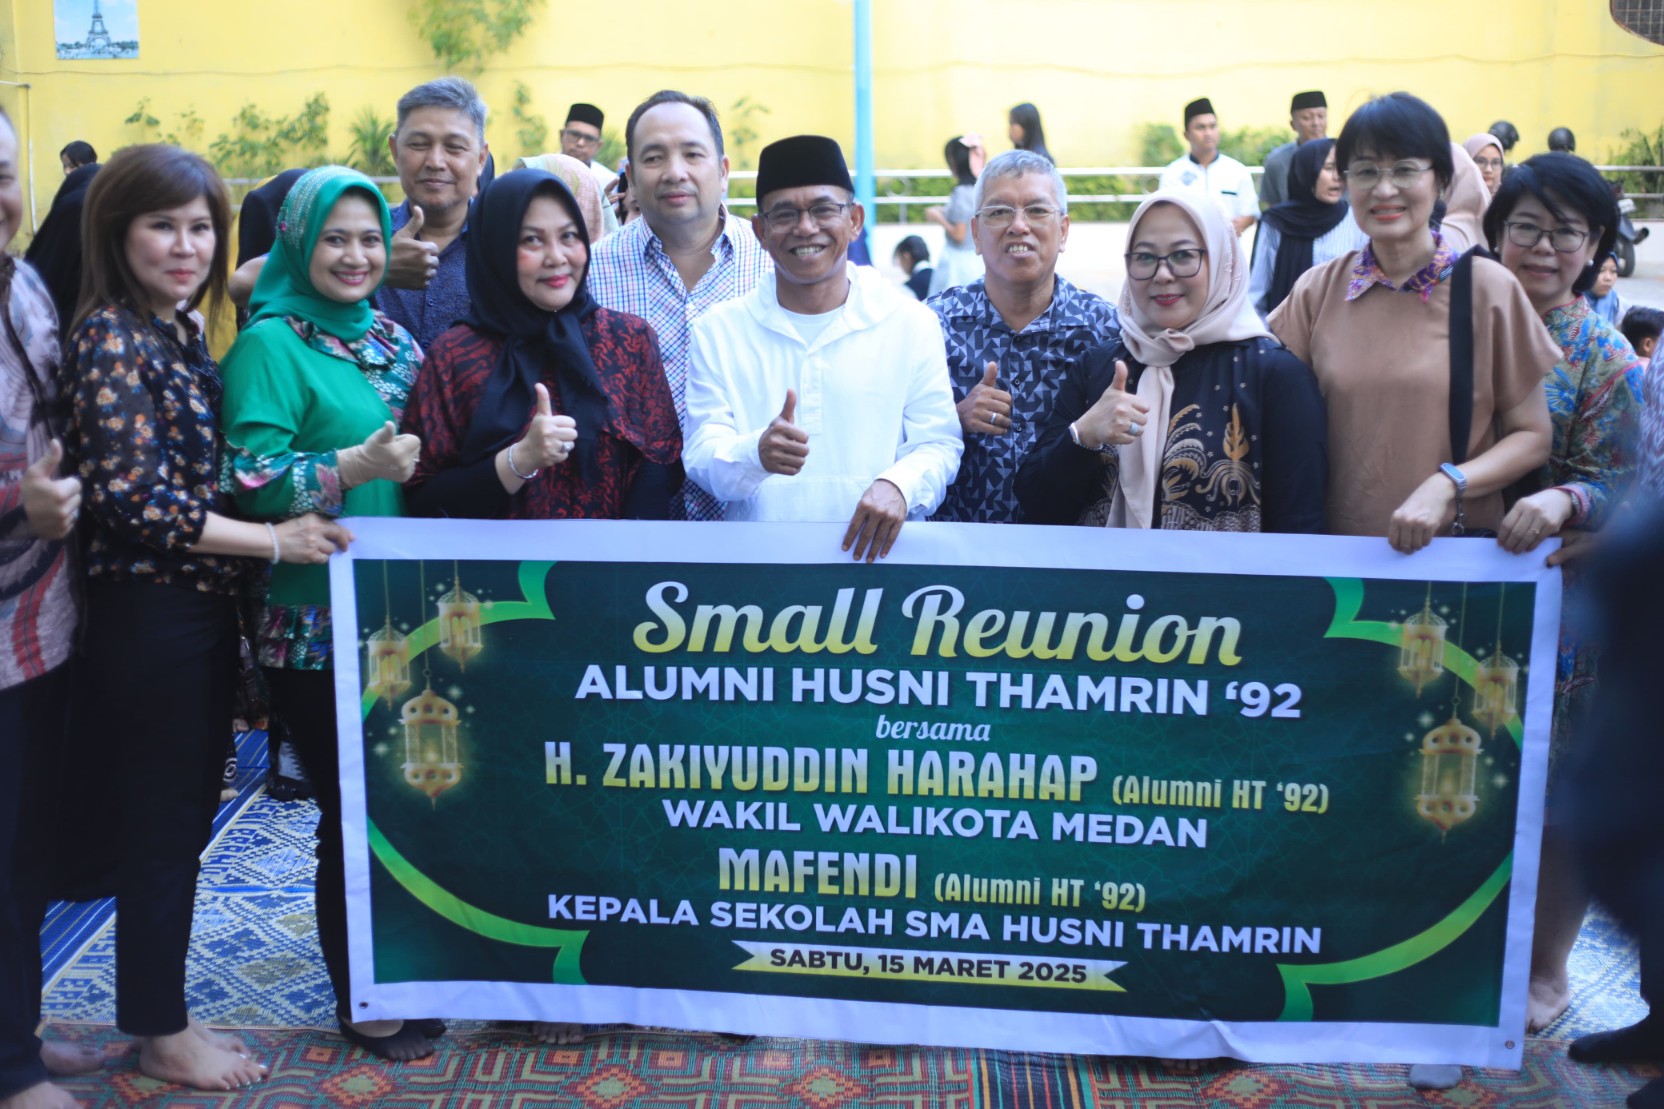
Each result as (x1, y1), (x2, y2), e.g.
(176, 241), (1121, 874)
(1270, 92), (1556, 555)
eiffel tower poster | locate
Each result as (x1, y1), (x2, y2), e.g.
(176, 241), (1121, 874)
(55, 0), (140, 60)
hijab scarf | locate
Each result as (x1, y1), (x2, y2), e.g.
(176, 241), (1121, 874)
(1437, 142), (1491, 252)
(1113, 191), (1270, 529)
(457, 169), (609, 483)
(514, 153), (608, 241)
(247, 166), (390, 342)
(1260, 139), (1346, 314)
(1463, 133), (1504, 173)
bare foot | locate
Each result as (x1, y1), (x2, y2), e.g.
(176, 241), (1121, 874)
(39, 1039), (102, 1076)
(187, 1016), (248, 1055)
(137, 1029), (266, 1091)
(529, 1022), (584, 1045)
(0, 1080), (82, 1109)
(1527, 973), (1571, 1033)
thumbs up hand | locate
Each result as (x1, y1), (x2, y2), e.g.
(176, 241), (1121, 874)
(956, 360), (1014, 436)
(21, 438), (82, 540)
(1074, 360), (1151, 450)
(387, 205), (440, 289)
(759, 388), (810, 476)
(337, 419), (421, 488)
(514, 382), (579, 473)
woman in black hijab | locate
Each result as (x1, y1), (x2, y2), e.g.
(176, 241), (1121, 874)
(401, 169), (681, 519)
(1248, 138), (1366, 317)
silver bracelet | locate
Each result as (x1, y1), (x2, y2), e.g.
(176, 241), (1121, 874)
(506, 441), (540, 481)
(265, 522), (281, 565)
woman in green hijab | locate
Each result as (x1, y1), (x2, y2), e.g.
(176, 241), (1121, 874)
(220, 166), (436, 1059)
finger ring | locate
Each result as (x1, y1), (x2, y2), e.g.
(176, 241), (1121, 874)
(1129, 421), (1142, 435)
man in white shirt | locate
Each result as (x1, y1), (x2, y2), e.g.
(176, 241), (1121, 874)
(683, 134), (963, 560)
(1158, 98), (1258, 235)
(560, 102), (621, 196)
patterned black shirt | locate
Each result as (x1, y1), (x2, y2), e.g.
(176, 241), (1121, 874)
(926, 276), (1119, 522)
(62, 304), (255, 593)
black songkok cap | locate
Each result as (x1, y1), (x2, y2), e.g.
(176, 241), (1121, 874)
(1290, 91), (1327, 112)
(1184, 98), (1215, 125)
(755, 135), (854, 203)
(566, 103), (604, 129)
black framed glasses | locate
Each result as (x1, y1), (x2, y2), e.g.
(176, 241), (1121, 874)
(976, 204), (1063, 228)
(1124, 248), (1207, 280)
(560, 128), (601, 146)
(761, 202), (851, 233)
(1343, 161), (1433, 190)
(1502, 220), (1589, 253)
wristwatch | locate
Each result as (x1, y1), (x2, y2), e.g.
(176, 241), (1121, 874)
(1438, 463), (1469, 536)
(1069, 421), (1116, 455)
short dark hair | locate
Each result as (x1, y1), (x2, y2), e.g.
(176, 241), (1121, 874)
(895, 234), (929, 263)
(625, 90), (724, 161)
(1482, 153), (1619, 296)
(78, 144), (231, 333)
(1621, 306), (1663, 350)
(60, 140), (96, 166)
(1336, 92), (1454, 190)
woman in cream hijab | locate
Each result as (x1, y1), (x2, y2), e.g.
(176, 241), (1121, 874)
(1016, 190), (1327, 532)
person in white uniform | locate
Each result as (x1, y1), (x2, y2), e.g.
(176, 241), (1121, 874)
(683, 134), (963, 560)
(1158, 98), (1258, 235)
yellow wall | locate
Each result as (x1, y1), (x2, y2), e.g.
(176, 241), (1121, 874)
(2, 0), (1660, 234)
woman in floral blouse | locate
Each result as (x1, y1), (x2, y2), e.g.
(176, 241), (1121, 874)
(60, 145), (349, 1093)
(219, 166), (434, 1061)
(402, 169), (681, 522)
(1481, 152), (1645, 1036)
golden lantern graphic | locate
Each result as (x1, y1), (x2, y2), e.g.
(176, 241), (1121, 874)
(1416, 714), (1483, 835)
(1398, 583), (1448, 695)
(365, 564), (411, 708)
(401, 683), (462, 804)
(437, 560), (483, 671)
(1471, 585), (1519, 736)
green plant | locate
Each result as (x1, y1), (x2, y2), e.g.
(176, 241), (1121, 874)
(595, 129), (625, 175)
(409, 0), (545, 73)
(123, 98), (204, 148)
(207, 93), (331, 180)
(1221, 125), (1291, 166)
(725, 96), (771, 171)
(1605, 126), (1664, 215)
(347, 106), (397, 177)
(1139, 123), (1184, 166)
(510, 81), (548, 158)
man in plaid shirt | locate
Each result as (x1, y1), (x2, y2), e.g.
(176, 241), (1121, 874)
(589, 90), (772, 520)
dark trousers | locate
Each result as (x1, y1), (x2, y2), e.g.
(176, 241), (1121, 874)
(263, 667), (350, 1010)
(77, 580), (235, 1036)
(0, 665), (70, 1098)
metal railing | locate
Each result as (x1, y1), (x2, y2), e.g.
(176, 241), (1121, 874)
(225, 164), (1664, 215)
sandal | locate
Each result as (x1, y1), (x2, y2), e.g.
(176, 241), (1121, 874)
(336, 1010), (436, 1061)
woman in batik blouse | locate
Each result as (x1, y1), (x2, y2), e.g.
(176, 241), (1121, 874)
(1482, 151), (1644, 1037)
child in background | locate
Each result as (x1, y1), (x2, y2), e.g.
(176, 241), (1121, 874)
(1621, 306), (1663, 362)
(893, 234), (933, 300)
(1585, 253), (1624, 327)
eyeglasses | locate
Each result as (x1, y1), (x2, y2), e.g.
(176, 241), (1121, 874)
(561, 129), (601, 146)
(1343, 161), (1434, 190)
(1473, 157), (1504, 171)
(1502, 220), (1589, 253)
(976, 204), (1063, 228)
(761, 202), (851, 233)
(1124, 248), (1207, 280)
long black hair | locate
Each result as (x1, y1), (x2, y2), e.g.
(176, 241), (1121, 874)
(1008, 102), (1054, 164)
(1482, 152), (1619, 296)
(944, 137), (977, 186)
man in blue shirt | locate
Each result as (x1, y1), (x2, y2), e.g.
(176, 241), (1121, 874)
(374, 76), (490, 349)
(927, 150), (1119, 523)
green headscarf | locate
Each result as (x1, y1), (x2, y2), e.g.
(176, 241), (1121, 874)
(246, 165), (392, 342)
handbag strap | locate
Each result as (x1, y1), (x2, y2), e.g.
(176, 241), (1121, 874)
(1447, 248), (1479, 465)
